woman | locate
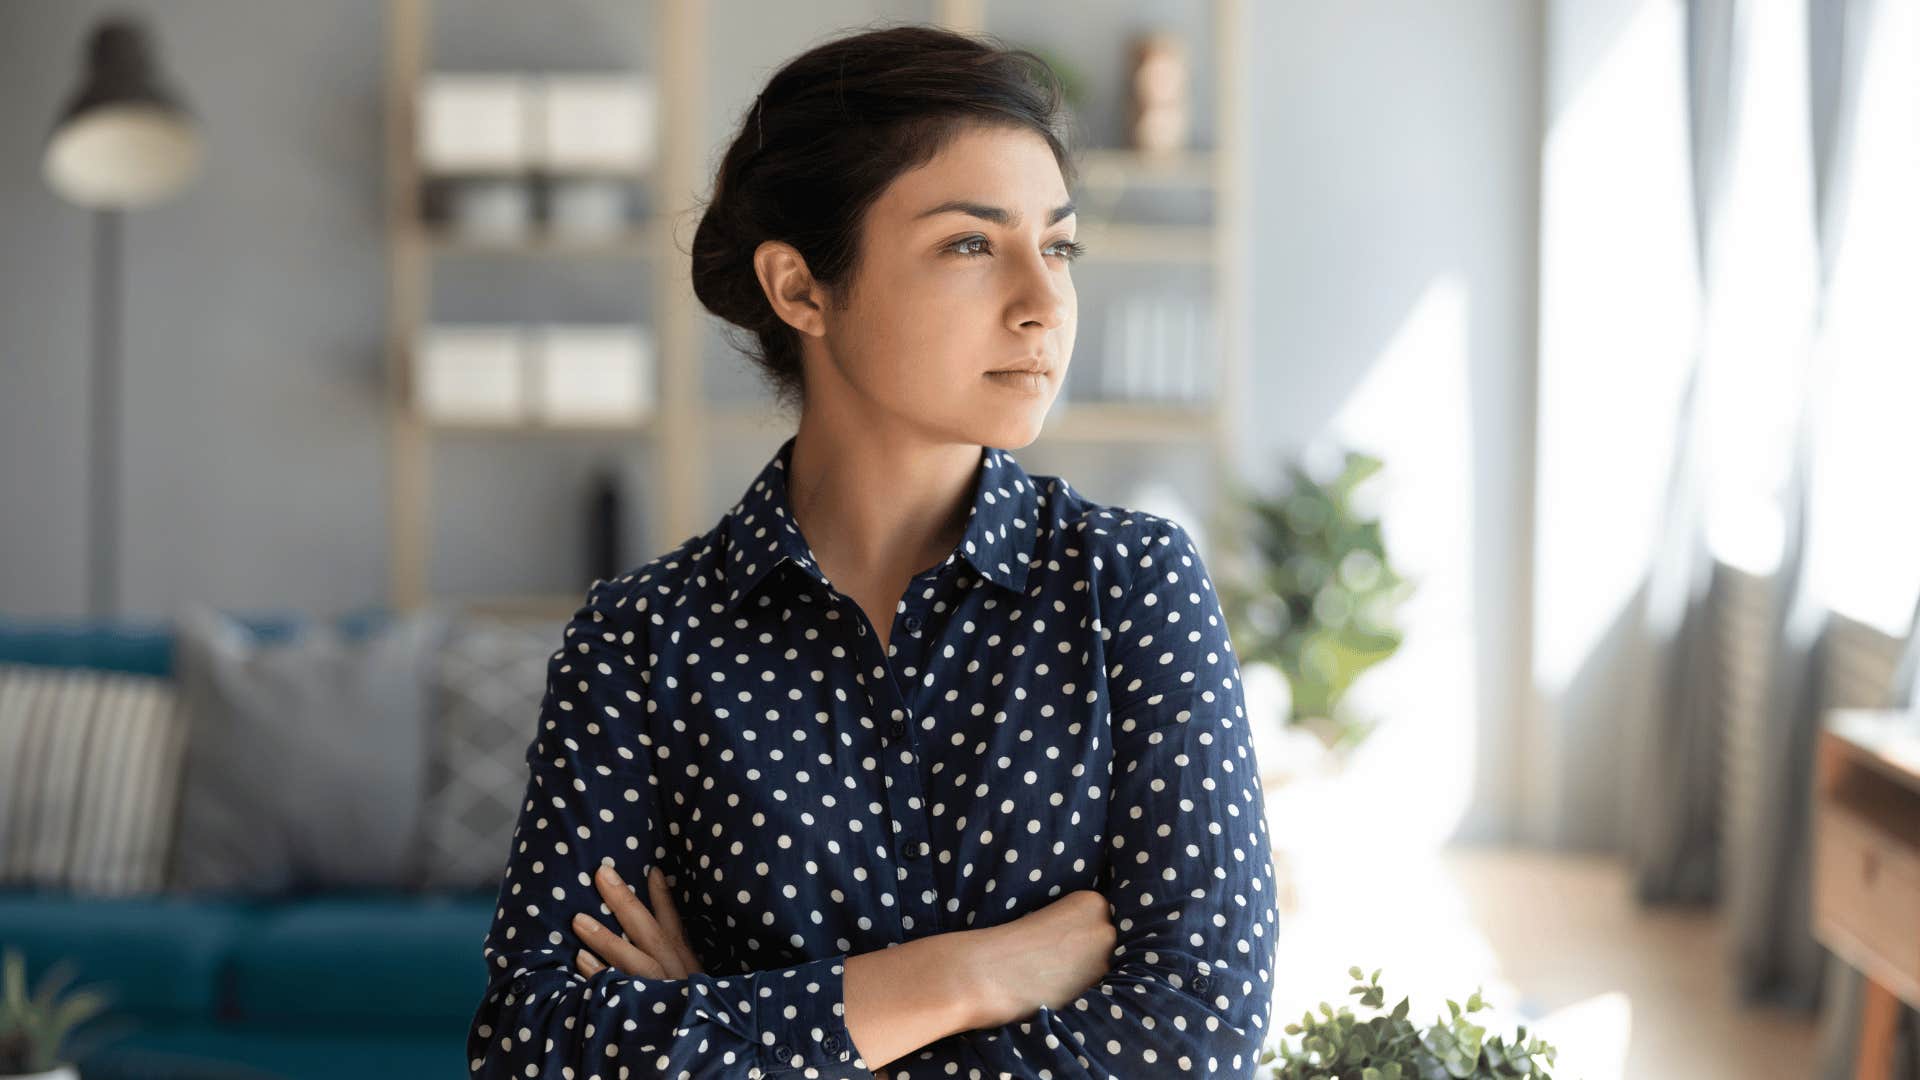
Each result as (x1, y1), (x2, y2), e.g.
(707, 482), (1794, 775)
(465, 23), (1279, 1080)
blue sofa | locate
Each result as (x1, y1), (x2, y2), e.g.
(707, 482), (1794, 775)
(0, 614), (496, 1080)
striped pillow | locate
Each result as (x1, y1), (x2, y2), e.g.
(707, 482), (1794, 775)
(0, 663), (188, 895)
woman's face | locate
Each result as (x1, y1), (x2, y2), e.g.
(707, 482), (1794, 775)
(805, 123), (1079, 449)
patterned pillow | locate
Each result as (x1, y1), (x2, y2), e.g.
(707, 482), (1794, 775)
(416, 614), (565, 892)
(0, 663), (189, 895)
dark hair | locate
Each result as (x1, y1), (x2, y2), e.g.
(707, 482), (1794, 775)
(689, 23), (1079, 414)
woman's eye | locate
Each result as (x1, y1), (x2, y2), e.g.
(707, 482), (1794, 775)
(949, 236), (1086, 262)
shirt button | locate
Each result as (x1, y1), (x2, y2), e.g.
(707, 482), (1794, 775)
(773, 1042), (792, 1061)
(1193, 974), (1211, 993)
(823, 1033), (843, 1054)
(888, 719), (906, 740)
(904, 614), (921, 632)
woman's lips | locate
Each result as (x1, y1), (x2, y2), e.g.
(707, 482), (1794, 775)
(984, 370), (1049, 393)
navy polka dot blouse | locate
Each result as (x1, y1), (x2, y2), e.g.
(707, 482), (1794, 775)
(467, 433), (1280, 1078)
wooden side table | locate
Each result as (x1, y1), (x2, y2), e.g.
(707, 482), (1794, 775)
(1811, 708), (1920, 1080)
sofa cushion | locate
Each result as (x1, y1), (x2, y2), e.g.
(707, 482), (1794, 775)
(168, 607), (449, 894)
(0, 890), (258, 1021)
(225, 890), (496, 1029)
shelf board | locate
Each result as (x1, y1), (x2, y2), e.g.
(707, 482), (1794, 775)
(423, 222), (660, 257)
(1076, 148), (1216, 189)
(704, 399), (1216, 443)
(1077, 221), (1217, 264)
(437, 591), (585, 618)
(422, 412), (658, 435)
(420, 164), (653, 181)
(1041, 400), (1218, 441)
(705, 402), (795, 437)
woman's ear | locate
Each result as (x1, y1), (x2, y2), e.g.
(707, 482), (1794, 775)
(753, 240), (829, 338)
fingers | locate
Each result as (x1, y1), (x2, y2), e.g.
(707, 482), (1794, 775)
(647, 866), (704, 975)
(571, 910), (667, 979)
(591, 862), (693, 978)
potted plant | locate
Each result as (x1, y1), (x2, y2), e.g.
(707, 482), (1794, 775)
(0, 948), (113, 1080)
(1260, 966), (1560, 1079)
(1219, 447), (1413, 763)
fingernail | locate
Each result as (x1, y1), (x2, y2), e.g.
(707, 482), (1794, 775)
(577, 949), (602, 973)
(603, 865), (623, 888)
(571, 912), (589, 930)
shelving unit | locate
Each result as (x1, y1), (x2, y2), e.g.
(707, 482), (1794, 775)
(382, 0), (1246, 618)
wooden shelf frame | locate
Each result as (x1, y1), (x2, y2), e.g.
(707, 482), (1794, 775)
(384, 0), (1248, 615)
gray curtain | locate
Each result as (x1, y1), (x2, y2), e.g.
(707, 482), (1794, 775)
(1628, 0), (1745, 910)
(1720, 0), (1874, 1012)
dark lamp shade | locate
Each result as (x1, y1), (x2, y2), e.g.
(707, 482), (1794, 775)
(43, 16), (201, 209)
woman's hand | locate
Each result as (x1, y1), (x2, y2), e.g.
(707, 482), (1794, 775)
(571, 864), (704, 980)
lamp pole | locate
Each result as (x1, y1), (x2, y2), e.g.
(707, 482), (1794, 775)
(89, 207), (123, 617)
(42, 15), (201, 617)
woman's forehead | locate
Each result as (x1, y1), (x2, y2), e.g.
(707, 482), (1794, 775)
(878, 133), (1072, 222)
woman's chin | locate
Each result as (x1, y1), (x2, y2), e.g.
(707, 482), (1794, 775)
(964, 407), (1049, 450)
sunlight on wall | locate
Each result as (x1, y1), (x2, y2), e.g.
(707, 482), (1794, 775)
(1807, 0), (1920, 637)
(1533, 0), (1695, 695)
(1278, 274), (1475, 856)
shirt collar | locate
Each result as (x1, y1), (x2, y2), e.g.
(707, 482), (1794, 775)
(717, 434), (1040, 615)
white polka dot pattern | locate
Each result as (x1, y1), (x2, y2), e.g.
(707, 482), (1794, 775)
(466, 434), (1279, 1078)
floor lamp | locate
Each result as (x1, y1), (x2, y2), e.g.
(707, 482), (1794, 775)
(41, 14), (202, 618)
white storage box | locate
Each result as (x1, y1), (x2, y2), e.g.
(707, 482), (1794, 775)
(533, 74), (657, 173)
(446, 177), (534, 241)
(416, 325), (526, 423)
(546, 177), (629, 240)
(418, 74), (530, 172)
(531, 324), (655, 424)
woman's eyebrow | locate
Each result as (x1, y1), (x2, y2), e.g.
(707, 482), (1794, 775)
(913, 199), (1076, 227)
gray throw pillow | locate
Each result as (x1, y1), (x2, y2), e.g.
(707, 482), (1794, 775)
(416, 613), (564, 892)
(167, 606), (449, 894)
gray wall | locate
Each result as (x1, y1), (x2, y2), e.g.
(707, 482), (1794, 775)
(1, 1), (391, 617)
(0, 1), (1545, 843)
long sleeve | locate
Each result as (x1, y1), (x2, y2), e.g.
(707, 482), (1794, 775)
(954, 519), (1281, 1079)
(465, 577), (872, 1079)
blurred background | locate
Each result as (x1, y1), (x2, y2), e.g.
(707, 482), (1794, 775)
(1, 1), (1916, 1078)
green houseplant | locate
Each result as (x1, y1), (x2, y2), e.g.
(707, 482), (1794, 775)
(0, 947), (113, 1080)
(1219, 448), (1413, 756)
(1260, 966), (1561, 1079)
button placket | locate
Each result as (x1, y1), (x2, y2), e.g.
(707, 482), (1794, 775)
(849, 605), (941, 938)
